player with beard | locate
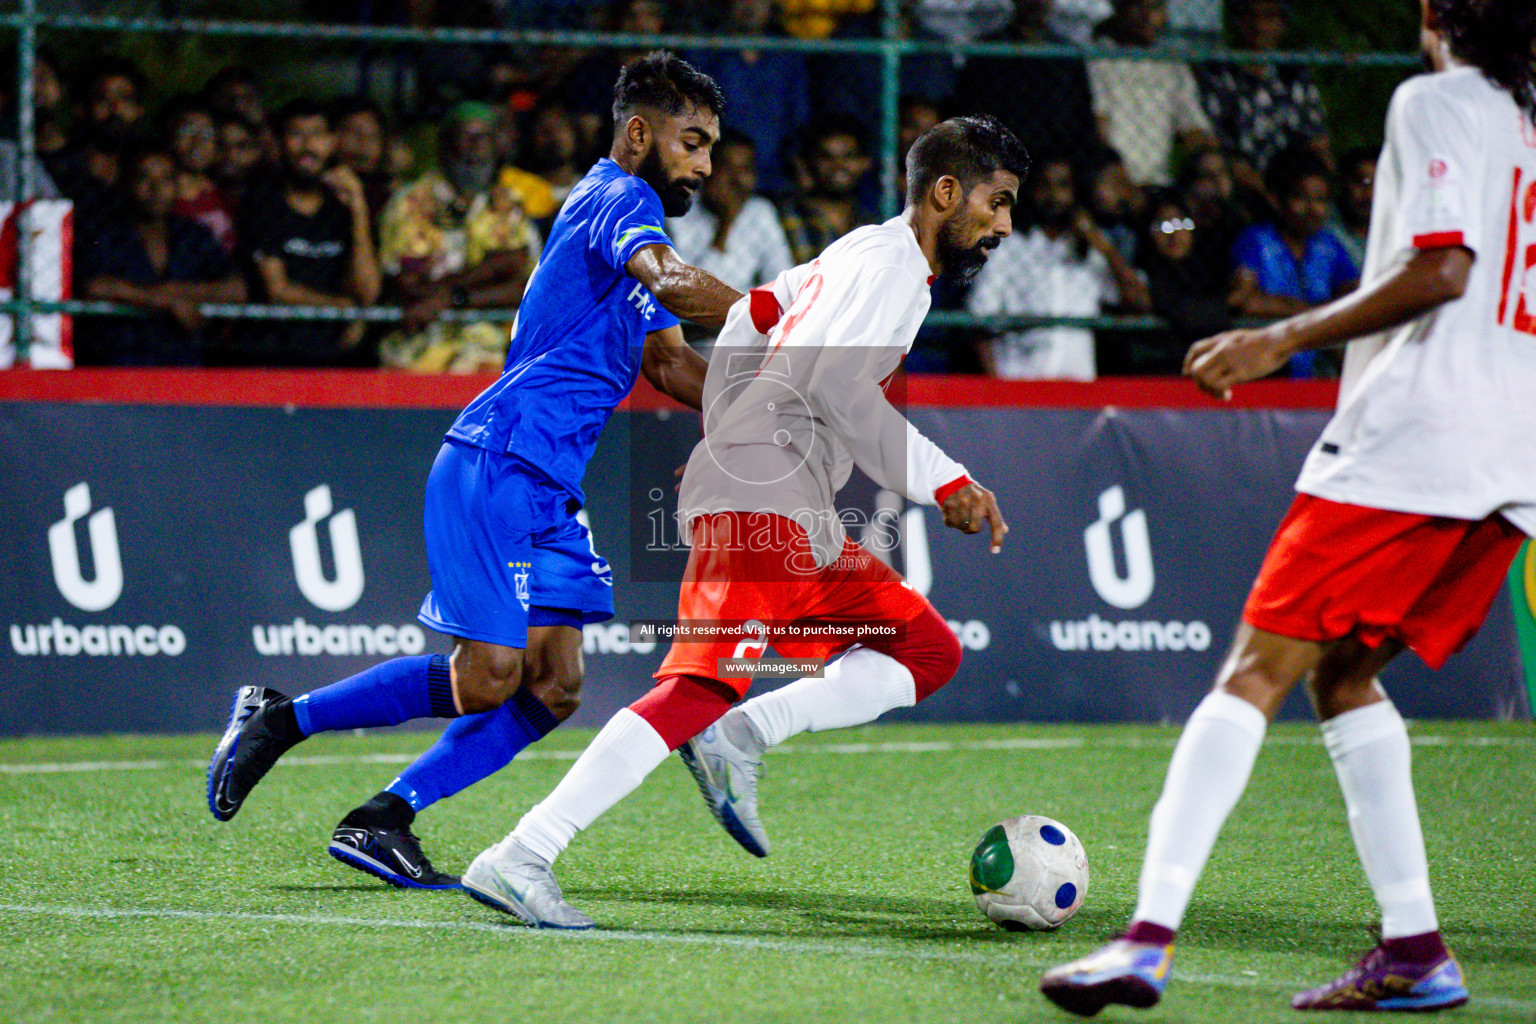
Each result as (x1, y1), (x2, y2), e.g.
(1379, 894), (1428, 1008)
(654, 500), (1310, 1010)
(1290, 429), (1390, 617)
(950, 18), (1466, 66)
(207, 53), (743, 889)
(461, 115), (1026, 927)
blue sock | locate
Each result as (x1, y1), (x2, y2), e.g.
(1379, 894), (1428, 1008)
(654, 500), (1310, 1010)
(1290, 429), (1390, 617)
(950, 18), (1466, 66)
(384, 687), (560, 812)
(292, 654), (455, 736)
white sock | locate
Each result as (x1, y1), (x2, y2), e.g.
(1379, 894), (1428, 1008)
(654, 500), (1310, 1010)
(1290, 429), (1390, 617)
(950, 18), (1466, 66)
(501, 708), (669, 865)
(1321, 699), (1439, 938)
(738, 647), (916, 748)
(1132, 689), (1268, 931)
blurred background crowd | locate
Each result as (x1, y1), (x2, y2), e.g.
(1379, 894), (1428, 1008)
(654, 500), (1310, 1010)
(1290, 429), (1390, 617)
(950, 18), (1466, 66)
(8, 0), (1408, 378)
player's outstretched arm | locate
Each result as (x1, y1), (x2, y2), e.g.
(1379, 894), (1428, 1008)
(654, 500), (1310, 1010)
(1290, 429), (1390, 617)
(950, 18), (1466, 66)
(626, 243), (743, 331)
(1185, 245), (1473, 400)
(640, 324), (708, 410)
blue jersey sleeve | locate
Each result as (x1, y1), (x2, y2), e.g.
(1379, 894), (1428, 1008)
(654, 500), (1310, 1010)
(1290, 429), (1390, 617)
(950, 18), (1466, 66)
(590, 177), (673, 272)
(643, 298), (681, 334)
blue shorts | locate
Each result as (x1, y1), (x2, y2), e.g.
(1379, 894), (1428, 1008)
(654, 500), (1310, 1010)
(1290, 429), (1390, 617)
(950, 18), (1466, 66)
(418, 439), (614, 649)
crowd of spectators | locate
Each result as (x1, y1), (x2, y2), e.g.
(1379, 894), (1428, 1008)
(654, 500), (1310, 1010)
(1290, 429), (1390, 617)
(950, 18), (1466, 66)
(21, 0), (1376, 378)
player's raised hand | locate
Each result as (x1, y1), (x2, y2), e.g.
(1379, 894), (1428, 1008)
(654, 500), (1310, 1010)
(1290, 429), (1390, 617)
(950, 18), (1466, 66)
(941, 482), (1008, 554)
(1183, 326), (1292, 400)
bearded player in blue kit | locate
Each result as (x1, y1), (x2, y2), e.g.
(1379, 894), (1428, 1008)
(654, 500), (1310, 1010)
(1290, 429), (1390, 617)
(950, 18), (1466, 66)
(206, 52), (744, 888)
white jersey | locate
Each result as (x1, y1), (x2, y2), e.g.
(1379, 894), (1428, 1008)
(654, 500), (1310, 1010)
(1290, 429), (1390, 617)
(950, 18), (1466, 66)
(677, 217), (971, 568)
(1295, 66), (1536, 534)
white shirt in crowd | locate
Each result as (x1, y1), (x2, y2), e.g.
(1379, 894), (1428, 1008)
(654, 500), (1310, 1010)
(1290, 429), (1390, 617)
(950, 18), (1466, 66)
(679, 217), (970, 568)
(965, 226), (1119, 381)
(666, 196), (795, 292)
(1087, 44), (1213, 186)
(1297, 65), (1536, 533)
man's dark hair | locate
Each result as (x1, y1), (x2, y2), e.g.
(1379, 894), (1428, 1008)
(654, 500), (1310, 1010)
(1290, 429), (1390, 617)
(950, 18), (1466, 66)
(331, 95), (384, 125)
(899, 94), (942, 119)
(1265, 145), (1331, 200)
(1429, 0), (1536, 122)
(83, 55), (145, 98)
(1339, 145), (1377, 176)
(206, 64), (261, 98)
(215, 110), (261, 135)
(905, 114), (1030, 206)
(611, 51), (724, 133)
(273, 97), (331, 134)
(118, 137), (177, 191)
(158, 93), (215, 135)
(800, 114), (868, 160)
(716, 126), (756, 155)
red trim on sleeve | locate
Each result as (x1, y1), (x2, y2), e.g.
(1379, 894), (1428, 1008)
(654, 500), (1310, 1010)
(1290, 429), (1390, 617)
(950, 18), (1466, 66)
(1412, 231), (1465, 249)
(934, 475), (973, 505)
(748, 287), (782, 335)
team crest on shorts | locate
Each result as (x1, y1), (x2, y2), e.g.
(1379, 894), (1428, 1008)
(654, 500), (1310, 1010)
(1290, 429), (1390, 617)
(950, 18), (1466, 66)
(509, 560), (532, 612)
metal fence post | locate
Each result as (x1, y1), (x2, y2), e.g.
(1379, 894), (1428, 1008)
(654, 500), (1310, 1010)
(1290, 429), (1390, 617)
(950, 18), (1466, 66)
(879, 0), (901, 221)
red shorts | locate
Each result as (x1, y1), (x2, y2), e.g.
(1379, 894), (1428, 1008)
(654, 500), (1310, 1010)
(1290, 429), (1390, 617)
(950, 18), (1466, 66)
(1242, 493), (1524, 668)
(657, 512), (934, 696)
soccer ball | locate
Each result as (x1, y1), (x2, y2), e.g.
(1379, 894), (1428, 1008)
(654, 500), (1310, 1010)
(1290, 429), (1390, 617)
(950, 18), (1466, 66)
(969, 815), (1089, 931)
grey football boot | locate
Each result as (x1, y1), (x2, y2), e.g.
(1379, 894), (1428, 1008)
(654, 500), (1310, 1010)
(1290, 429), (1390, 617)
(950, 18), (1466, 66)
(462, 841), (595, 930)
(677, 709), (770, 857)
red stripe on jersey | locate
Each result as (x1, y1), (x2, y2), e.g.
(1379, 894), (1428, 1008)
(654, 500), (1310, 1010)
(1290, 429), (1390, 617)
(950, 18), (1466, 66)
(1412, 230), (1465, 249)
(1498, 167), (1524, 325)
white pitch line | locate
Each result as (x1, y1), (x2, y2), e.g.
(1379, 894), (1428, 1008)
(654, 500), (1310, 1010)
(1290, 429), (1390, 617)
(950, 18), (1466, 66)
(2, 731), (1532, 776)
(3, 903), (1532, 1014)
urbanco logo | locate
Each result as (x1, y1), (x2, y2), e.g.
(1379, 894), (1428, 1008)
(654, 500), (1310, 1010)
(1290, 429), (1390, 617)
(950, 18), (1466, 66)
(290, 484), (365, 612)
(47, 482), (123, 612)
(1084, 485), (1154, 610)
(1049, 484), (1209, 654)
(14, 482), (186, 658)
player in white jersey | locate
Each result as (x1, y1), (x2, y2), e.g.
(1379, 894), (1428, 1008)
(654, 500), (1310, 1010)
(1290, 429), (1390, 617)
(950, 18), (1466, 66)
(1042, 0), (1536, 1015)
(459, 116), (1028, 928)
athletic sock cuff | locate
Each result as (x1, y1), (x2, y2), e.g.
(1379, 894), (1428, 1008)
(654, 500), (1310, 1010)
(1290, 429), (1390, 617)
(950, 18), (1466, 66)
(1382, 929), (1447, 963)
(426, 654), (457, 718)
(1320, 699), (1405, 757)
(1193, 689), (1268, 742)
(510, 687), (560, 738)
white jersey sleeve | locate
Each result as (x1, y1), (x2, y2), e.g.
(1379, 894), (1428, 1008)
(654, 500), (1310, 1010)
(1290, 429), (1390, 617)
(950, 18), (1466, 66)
(771, 262), (969, 505)
(1385, 80), (1486, 255)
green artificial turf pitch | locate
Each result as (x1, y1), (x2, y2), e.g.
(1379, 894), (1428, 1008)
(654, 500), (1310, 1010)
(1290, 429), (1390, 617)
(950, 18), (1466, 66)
(2, 721), (1532, 1024)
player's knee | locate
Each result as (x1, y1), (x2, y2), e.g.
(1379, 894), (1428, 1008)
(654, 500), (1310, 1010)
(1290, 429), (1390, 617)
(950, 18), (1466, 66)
(525, 664), (584, 721)
(1305, 670), (1379, 720)
(453, 647), (523, 714)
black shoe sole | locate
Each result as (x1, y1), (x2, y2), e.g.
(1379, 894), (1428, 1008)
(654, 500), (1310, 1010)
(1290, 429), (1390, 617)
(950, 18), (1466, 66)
(1040, 976), (1161, 1017)
(327, 842), (460, 890)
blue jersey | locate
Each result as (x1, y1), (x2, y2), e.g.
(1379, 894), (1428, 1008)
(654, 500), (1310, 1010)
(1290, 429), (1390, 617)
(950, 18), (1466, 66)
(447, 158), (681, 501)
